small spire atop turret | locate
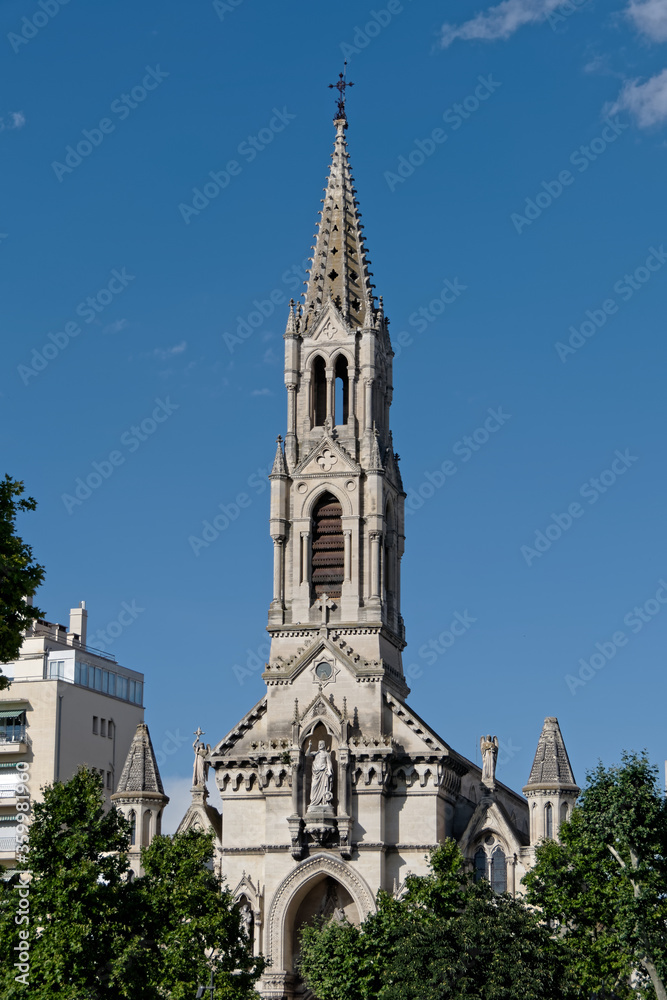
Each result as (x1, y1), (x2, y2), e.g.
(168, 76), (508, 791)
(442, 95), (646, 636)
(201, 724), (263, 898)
(271, 435), (288, 477)
(328, 62), (354, 124)
(524, 717), (578, 790)
(285, 299), (297, 336)
(369, 426), (383, 472)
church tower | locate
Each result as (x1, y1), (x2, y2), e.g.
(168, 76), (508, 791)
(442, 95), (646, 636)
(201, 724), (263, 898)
(202, 84), (540, 1000)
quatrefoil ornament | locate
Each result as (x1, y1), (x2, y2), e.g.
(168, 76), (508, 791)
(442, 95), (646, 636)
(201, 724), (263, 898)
(317, 449), (338, 472)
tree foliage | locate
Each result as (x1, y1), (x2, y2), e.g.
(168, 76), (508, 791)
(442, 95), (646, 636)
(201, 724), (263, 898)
(299, 839), (577, 1000)
(0, 768), (263, 999)
(0, 475), (45, 686)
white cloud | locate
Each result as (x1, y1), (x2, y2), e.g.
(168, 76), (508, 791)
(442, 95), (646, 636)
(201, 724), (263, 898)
(103, 318), (127, 334)
(251, 388), (271, 397)
(10, 111), (25, 129)
(441, 0), (563, 46)
(152, 340), (187, 360)
(627, 0), (667, 41)
(609, 68), (667, 126)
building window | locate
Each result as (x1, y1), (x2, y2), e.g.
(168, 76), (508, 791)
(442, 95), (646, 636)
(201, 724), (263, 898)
(311, 492), (344, 599)
(560, 802), (569, 827)
(491, 848), (507, 893)
(334, 355), (349, 425)
(92, 716), (98, 735)
(545, 802), (553, 839)
(312, 355), (327, 426)
(48, 660), (66, 679)
(100, 719), (106, 738)
(473, 848), (486, 883)
(129, 810), (136, 846)
(0, 711), (26, 744)
(106, 771), (112, 790)
(116, 676), (127, 700)
(0, 763), (20, 799)
(108, 720), (114, 740)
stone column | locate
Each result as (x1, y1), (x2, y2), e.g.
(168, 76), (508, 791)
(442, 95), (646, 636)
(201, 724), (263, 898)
(364, 379), (373, 432)
(300, 531), (310, 586)
(285, 383), (297, 467)
(326, 370), (335, 425)
(369, 532), (381, 599)
(343, 530), (352, 583)
(272, 537), (285, 605)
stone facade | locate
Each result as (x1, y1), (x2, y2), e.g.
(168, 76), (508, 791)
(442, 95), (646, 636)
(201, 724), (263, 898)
(175, 107), (580, 999)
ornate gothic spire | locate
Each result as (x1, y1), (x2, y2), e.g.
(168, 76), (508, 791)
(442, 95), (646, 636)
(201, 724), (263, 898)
(115, 721), (165, 795)
(525, 717), (578, 790)
(301, 115), (376, 332)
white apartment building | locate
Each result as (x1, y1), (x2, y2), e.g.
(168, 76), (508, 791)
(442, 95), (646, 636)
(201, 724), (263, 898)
(0, 600), (144, 868)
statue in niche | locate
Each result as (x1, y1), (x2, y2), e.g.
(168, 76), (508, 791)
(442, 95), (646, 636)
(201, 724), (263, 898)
(239, 901), (253, 942)
(480, 734), (499, 784)
(307, 739), (333, 807)
(192, 728), (211, 787)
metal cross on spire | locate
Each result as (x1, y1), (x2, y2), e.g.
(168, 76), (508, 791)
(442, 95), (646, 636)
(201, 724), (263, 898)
(329, 62), (354, 122)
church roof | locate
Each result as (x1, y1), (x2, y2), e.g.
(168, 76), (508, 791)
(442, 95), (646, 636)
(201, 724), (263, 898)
(301, 116), (376, 332)
(115, 722), (165, 795)
(524, 717), (578, 790)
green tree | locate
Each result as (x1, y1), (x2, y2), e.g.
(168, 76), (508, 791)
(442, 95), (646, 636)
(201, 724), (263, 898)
(299, 839), (576, 1000)
(0, 768), (263, 999)
(524, 750), (667, 1000)
(0, 475), (45, 687)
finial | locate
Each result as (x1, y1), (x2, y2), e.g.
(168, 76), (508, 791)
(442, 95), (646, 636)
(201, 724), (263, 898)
(293, 698), (299, 724)
(328, 62), (354, 124)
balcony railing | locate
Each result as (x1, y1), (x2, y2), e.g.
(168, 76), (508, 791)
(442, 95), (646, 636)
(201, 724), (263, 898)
(0, 788), (18, 799)
(0, 729), (26, 745)
(0, 837), (16, 852)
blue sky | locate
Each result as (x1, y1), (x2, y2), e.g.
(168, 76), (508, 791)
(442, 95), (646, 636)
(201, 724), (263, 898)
(2, 0), (666, 828)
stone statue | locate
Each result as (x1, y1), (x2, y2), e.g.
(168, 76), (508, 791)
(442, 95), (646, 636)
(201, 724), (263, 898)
(192, 730), (211, 787)
(480, 735), (499, 784)
(240, 901), (253, 941)
(307, 739), (333, 807)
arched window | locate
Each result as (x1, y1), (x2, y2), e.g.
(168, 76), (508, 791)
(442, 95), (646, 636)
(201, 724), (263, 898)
(491, 848), (507, 893)
(334, 355), (349, 425)
(312, 356), (326, 426)
(128, 810), (136, 846)
(473, 848), (486, 883)
(560, 802), (569, 827)
(545, 802), (553, 839)
(311, 493), (344, 598)
(142, 809), (152, 846)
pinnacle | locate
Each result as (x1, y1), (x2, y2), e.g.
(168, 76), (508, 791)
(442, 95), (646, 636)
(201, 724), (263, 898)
(301, 119), (375, 332)
(524, 717), (578, 790)
(114, 722), (165, 796)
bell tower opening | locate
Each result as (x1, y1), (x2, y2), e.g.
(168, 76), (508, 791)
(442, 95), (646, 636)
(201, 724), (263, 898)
(312, 356), (327, 427)
(334, 355), (349, 426)
(311, 492), (344, 599)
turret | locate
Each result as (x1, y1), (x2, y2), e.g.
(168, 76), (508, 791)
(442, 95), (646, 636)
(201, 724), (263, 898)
(111, 721), (169, 876)
(523, 717), (579, 845)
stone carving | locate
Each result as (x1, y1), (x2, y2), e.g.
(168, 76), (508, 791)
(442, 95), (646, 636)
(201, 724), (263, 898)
(307, 740), (333, 807)
(480, 734), (499, 784)
(240, 901), (253, 941)
(192, 727), (211, 787)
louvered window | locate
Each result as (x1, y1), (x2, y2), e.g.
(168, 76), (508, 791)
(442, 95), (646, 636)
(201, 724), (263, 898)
(312, 493), (344, 598)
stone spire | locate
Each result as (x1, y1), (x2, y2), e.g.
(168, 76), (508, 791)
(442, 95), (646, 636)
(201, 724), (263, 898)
(524, 717), (577, 790)
(111, 722), (169, 876)
(301, 116), (375, 332)
(523, 717), (579, 846)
